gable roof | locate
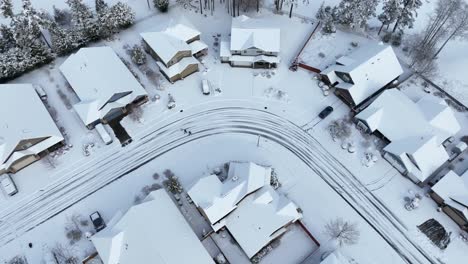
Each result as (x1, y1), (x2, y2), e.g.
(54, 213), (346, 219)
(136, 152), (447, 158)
(0, 84), (63, 172)
(432, 170), (468, 219)
(164, 24), (200, 43)
(60, 47), (147, 126)
(141, 32), (191, 65)
(322, 43), (403, 105)
(92, 189), (214, 264)
(230, 15), (280, 53)
(188, 162), (271, 228)
(357, 89), (460, 182)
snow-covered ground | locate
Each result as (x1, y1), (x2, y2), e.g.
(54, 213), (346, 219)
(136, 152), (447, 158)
(1, 1), (468, 264)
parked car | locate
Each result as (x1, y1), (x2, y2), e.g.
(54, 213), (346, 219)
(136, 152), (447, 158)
(33, 84), (47, 100)
(318, 106), (334, 119)
(90, 211), (106, 232)
(202, 79), (211, 95)
(1, 174), (18, 196)
(95, 123), (113, 145)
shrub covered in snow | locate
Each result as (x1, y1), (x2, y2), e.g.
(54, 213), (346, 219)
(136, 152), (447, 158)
(130, 44), (147, 65)
(154, 0), (169, 12)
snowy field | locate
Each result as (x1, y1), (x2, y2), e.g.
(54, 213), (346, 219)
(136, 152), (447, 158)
(0, 1), (468, 264)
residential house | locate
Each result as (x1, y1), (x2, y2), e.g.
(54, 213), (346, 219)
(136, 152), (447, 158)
(430, 170), (468, 231)
(60, 47), (148, 129)
(356, 89), (460, 184)
(220, 15), (280, 68)
(141, 24), (208, 83)
(321, 43), (403, 107)
(0, 84), (64, 175)
(188, 162), (302, 259)
(92, 189), (215, 264)
(321, 250), (352, 264)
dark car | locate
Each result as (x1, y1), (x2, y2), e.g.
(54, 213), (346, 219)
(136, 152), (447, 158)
(90, 211), (106, 232)
(318, 106), (334, 119)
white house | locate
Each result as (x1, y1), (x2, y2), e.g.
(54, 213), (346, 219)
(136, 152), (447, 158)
(92, 189), (214, 264)
(60, 47), (148, 129)
(430, 170), (468, 231)
(188, 162), (302, 259)
(356, 89), (460, 184)
(321, 43), (403, 107)
(141, 24), (208, 83)
(0, 84), (64, 175)
(220, 15), (280, 68)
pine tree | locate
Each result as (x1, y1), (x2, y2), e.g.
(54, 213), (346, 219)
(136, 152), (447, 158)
(46, 21), (84, 55)
(53, 5), (72, 26)
(393, 0), (422, 32)
(109, 2), (135, 28)
(66, 0), (99, 41)
(0, 0), (13, 18)
(335, 0), (378, 29)
(316, 3), (337, 34)
(95, 0), (108, 14)
(0, 24), (15, 52)
(154, 0), (169, 12)
(378, 0), (401, 34)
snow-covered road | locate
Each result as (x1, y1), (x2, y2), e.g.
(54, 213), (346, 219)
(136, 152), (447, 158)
(0, 100), (439, 264)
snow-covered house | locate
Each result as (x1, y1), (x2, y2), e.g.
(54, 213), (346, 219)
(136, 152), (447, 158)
(220, 15), (280, 68)
(321, 43), (403, 107)
(188, 162), (302, 259)
(356, 89), (461, 184)
(60, 47), (148, 129)
(141, 24), (208, 83)
(430, 170), (468, 231)
(92, 189), (214, 264)
(0, 84), (64, 175)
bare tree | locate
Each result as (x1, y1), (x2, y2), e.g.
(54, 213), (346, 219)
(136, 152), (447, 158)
(7, 256), (27, 264)
(324, 218), (360, 247)
(50, 243), (79, 264)
(433, 2), (468, 58)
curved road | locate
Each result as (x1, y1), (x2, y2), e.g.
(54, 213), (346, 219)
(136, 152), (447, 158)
(0, 102), (439, 264)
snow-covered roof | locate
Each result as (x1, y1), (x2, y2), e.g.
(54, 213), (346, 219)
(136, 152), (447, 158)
(141, 32), (191, 65)
(323, 43), (403, 105)
(60, 47), (147, 126)
(432, 170), (468, 219)
(223, 186), (302, 258)
(357, 89), (460, 182)
(0, 84), (64, 173)
(92, 189), (214, 264)
(165, 24), (200, 43)
(229, 55), (280, 64)
(156, 56), (198, 80)
(188, 162), (302, 258)
(141, 24), (206, 66)
(230, 15), (280, 53)
(188, 162), (271, 228)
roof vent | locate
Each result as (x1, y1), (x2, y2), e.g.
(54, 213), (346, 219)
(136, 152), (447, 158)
(232, 175), (239, 182)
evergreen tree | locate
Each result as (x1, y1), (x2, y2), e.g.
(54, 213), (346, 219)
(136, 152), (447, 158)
(0, 24), (15, 52)
(378, 0), (401, 34)
(66, 0), (99, 41)
(154, 0), (169, 12)
(316, 3), (337, 34)
(47, 21), (84, 55)
(95, 0), (108, 14)
(53, 5), (72, 26)
(335, 0), (378, 29)
(393, 0), (422, 32)
(0, 0), (13, 18)
(109, 2), (135, 28)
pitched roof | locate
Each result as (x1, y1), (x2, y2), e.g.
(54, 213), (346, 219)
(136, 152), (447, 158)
(0, 84), (63, 172)
(60, 47), (147, 126)
(432, 170), (468, 219)
(165, 24), (200, 42)
(230, 15), (280, 53)
(92, 189), (214, 264)
(357, 89), (460, 182)
(156, 56), (198, 80)
(188, 162), (302, 258)
(188, 162), (271, 228)
(322, 43), (403, 105)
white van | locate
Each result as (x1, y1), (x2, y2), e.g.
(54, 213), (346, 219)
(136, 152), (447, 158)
(1, 174), (18, 196)
(202, 79), (211, 95)
(95, 124), (113, 145)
